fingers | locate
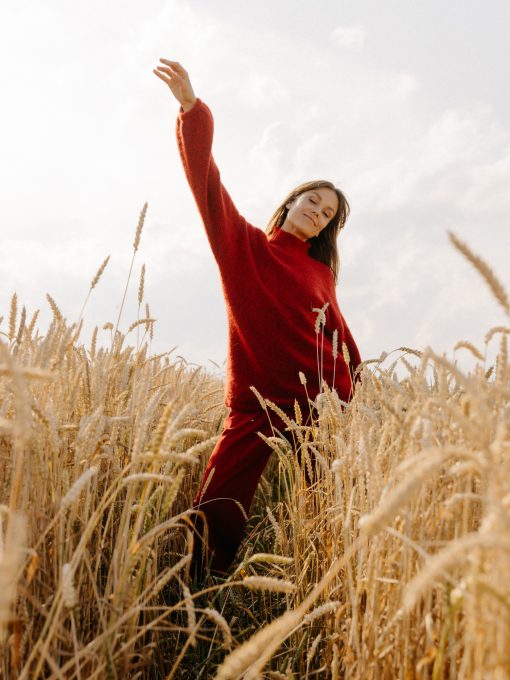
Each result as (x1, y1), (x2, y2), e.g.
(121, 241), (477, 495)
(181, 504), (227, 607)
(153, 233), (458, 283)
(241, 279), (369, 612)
(155, 65), (176, 77)
(153, 64), (181, 87)
(153, 60), (193, 105)
(153, 61), (182, 83)
(159, 58), (186, 75)
(152, 68), (171, 85)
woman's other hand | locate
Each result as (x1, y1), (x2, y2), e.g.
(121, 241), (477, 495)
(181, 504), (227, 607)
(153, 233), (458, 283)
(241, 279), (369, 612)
(153, 59), (197, 112)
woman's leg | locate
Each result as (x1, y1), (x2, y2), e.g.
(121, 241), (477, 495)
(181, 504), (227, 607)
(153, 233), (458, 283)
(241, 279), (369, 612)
(190, 406), (296, 580)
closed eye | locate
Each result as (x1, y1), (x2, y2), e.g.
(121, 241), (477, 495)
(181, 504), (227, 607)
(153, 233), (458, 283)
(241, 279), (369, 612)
(310, 197), (333, 219)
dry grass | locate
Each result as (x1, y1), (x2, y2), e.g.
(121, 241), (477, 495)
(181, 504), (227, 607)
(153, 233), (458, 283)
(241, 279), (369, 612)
(0, 221), (509, 679)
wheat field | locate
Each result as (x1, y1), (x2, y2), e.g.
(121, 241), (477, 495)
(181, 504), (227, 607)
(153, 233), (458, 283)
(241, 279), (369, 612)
(1, 206), (509, 679)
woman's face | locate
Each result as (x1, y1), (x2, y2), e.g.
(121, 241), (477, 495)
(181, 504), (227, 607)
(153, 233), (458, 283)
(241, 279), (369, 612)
(282, 188), (339, 241)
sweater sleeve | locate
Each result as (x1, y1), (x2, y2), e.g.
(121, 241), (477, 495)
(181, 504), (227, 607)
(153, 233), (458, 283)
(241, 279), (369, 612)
(176, 98), (256, 266)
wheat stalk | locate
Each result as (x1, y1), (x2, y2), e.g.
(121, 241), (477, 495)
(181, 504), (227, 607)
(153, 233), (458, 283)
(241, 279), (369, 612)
(0, 512), (26, 643)
(454, 341), (485, 361)
(127, 318), (156, 334)
(112, 202), (149, 349)
(77, 255), (111, 325)
(61, 563), (78, 609)
(15, 305), (26, 346)
(201, 608), (233, 649)
(240, 576), (296, 593)
(134, 201), (148, 252)
(402, 533), (510, 614)
(358, 446), (483, 535)
(60, 466), (99, 509)
(138, 263), (146, 305)
(8, 293), (17, 341)
(46, 293), (63, 322)
(448, 230), (509, 316)
(26, 308), (39, 338)
(484, 326), (510, 344)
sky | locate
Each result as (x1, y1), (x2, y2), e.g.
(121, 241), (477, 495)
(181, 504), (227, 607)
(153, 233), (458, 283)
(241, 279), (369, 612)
(1, 0), (509, 380)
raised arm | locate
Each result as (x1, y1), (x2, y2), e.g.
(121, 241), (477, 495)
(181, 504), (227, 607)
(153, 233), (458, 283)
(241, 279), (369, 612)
(153, 58), (254, 266)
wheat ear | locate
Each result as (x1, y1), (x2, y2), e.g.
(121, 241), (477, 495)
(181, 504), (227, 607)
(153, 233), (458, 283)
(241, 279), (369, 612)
(454, 341), (485, 361)
(448, 230), (509, 316)
(112, 202), (148, 349)
(402, 533), (510, 614)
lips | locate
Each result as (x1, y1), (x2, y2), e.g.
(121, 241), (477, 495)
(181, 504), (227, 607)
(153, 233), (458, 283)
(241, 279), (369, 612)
(304, 213), (316, 227)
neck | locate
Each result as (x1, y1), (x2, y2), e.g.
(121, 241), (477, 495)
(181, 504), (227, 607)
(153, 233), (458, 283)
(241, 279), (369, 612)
(267, 226), (312, 253)
(280, 225), (308, 242)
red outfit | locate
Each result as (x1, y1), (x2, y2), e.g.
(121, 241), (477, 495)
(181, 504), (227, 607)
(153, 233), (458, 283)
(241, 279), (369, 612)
(175, 98), (362, 576)
(190, 406), (311, 576)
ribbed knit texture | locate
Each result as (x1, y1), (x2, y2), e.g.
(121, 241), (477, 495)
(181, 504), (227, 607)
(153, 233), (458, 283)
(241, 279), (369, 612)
(176, 98), (362, 411)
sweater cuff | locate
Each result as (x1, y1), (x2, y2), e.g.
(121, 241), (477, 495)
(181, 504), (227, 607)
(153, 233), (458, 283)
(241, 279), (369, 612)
(179, 97), (202, 117)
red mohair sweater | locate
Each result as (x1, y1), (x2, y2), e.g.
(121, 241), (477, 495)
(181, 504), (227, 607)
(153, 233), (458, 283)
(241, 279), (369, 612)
(176, 98), (362, 412)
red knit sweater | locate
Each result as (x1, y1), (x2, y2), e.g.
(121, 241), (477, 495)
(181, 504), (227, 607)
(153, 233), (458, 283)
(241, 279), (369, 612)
(176, 98), (362, 412)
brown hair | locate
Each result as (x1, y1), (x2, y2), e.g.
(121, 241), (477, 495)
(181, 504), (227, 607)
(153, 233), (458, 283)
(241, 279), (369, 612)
(265, 180), (350, 284)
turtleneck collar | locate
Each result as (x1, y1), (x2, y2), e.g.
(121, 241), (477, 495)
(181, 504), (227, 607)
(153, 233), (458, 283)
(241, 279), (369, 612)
(267, 227), (312, 253)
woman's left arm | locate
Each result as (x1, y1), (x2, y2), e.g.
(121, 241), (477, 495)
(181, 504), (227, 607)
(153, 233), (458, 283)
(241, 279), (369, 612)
(328, 295), (363, 387)
(342, 319), (363, 387)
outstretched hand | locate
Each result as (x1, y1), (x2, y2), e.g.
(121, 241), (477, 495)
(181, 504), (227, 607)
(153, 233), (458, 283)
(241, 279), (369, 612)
(153, 59), (197, 112)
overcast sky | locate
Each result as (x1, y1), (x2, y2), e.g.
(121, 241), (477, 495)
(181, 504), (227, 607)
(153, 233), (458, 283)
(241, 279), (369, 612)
(1, 0), (509, 379)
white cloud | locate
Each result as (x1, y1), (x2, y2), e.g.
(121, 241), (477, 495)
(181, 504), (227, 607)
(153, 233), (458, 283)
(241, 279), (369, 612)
(247, 121), (302, 210)
(331, 25), (366, 49)
(239, 73), (291, 109)
(382, 71), (419, 102)
(346, 102), (510, 216)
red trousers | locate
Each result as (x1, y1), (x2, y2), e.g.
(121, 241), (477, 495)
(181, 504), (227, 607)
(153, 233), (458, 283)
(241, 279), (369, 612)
(191, 403), (314, 578)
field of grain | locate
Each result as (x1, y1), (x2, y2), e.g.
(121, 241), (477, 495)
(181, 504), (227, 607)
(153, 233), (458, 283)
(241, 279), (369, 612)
(1, 207), (509, 679)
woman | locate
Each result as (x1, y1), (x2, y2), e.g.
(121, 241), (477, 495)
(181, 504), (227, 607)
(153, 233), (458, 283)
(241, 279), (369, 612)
(153, 59), (362, 579)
